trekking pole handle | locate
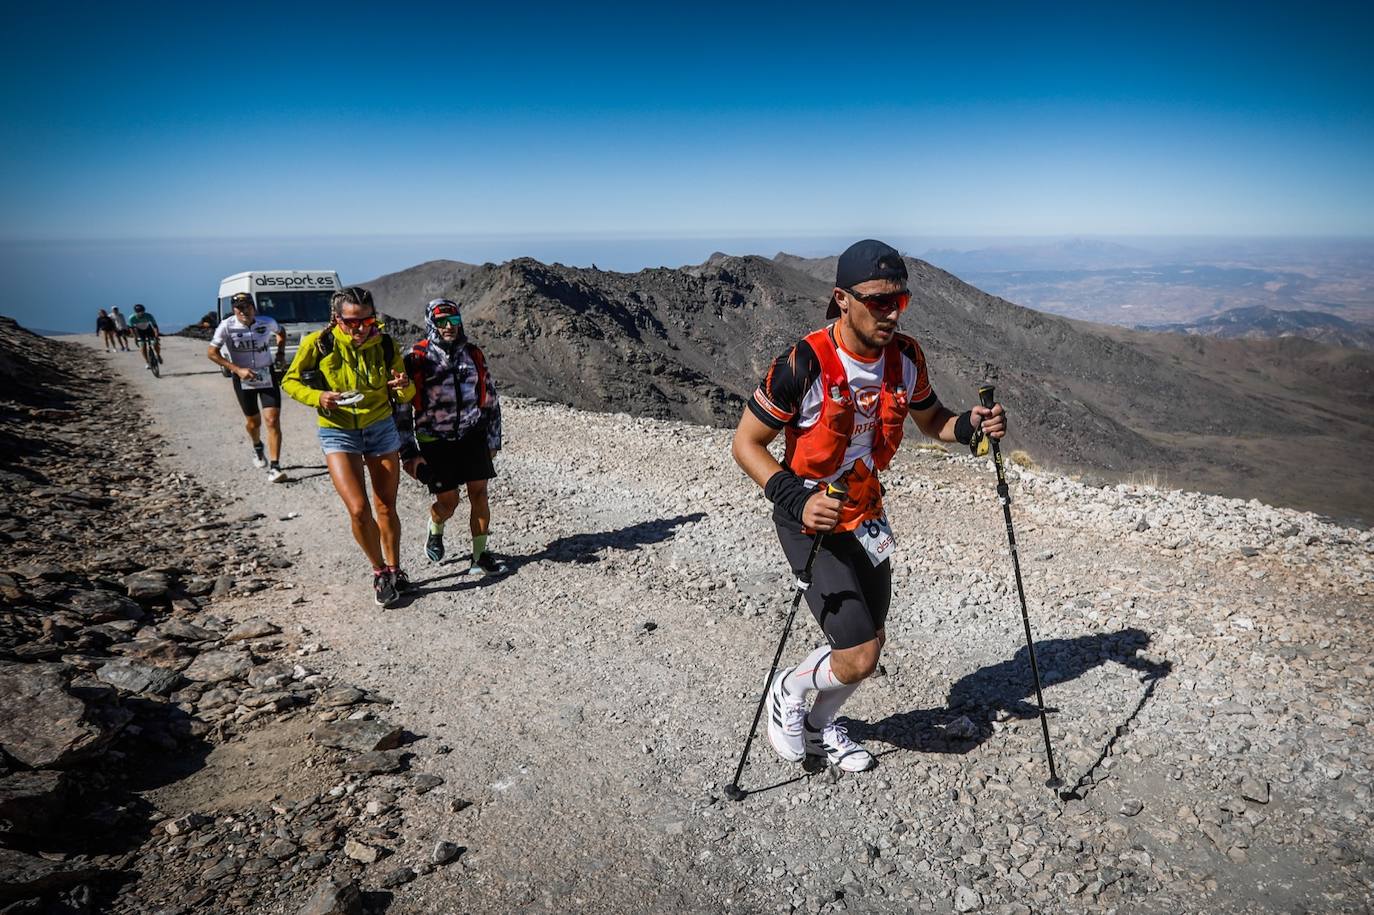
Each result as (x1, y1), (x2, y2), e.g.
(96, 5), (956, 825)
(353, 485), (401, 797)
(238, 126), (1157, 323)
(978, 384), (996, 411)
(824, 481), (849, 502)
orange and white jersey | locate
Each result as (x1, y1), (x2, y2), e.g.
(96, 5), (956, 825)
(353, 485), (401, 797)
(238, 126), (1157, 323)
(750, 325), (936, 484)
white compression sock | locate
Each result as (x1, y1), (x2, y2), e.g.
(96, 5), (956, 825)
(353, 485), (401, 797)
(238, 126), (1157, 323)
(783, 646), (844, 699)
(807, 681), (861, 728)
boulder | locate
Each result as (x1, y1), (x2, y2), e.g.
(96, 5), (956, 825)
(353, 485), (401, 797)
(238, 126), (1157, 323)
(311, 720), (403, 753)
(297, 876), (363, 915)
(60, 589), (143, 623)
(0, 662), (119, 767)
(225, 618), (281, 642)
(96, 660), (180, 696)
(247, 660), (297, 689)
(182, 650), (253, 683)
(120, 570), (172, 600)
(0, 848), (102, 903)
(0, 770), (71, 837)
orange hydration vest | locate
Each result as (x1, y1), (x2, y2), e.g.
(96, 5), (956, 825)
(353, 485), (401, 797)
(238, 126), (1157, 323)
(783, 326), (910, 532)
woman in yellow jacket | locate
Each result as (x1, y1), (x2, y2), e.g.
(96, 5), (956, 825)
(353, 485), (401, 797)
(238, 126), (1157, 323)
(282, 286), (416, 607)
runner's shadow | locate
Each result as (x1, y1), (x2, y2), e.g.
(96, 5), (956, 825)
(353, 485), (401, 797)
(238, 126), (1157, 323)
(503, 512), (706, 572)
(404, 568), (489, 598)
(846, 628), (1171, 755)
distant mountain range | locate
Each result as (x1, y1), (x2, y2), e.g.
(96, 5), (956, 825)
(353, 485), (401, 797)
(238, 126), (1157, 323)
(1144, 305), (1374, 350)
(360, 253), (1374, 523)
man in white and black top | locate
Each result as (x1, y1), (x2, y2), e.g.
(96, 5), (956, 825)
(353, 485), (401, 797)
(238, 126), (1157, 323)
(206, 292), (288, 482)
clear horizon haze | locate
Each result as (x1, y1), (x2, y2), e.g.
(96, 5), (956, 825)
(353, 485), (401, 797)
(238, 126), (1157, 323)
(3, 1), (1371, 331)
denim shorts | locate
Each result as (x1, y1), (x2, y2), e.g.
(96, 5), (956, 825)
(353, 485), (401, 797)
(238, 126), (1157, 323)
(318, 419), (403, 457)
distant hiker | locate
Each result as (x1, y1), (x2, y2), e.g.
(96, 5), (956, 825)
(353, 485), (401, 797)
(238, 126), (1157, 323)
(109, 306), (131, 350)
(282, 286), (416, 607)
(206, 291), (288, 482)
(731, 238), (1007, 772)
(128, 304), (162, 367)
(96, 309), (116, 351)
(402, 298), (506, 575)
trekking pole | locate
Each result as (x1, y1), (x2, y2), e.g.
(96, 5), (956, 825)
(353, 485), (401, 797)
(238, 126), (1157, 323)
(724, 480), (847, 802)
(976, 385), (1062, 790)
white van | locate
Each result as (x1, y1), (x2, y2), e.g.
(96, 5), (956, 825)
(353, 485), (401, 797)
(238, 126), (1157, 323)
(216, 270), (342, 363)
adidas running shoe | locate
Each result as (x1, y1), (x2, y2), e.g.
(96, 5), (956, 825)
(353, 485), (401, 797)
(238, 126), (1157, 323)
(804, 717), (875, 772)
(766, 668), (807, 763)
(425, 531), (445, 563)
(266, 467), (286, 483)
(252, 448), (268, 470)
(391, 568), (414, 593)
(373, 570), (399, 608)
(467, 552), (507, 576)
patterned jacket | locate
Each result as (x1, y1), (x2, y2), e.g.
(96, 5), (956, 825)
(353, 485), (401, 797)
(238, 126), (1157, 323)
(404, 336), (502, 451)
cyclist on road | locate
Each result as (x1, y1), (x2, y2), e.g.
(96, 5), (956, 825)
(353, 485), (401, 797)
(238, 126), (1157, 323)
(402, 298), (506, 575)
(207, 291), (288, 482)
(129, 304), (162, 368)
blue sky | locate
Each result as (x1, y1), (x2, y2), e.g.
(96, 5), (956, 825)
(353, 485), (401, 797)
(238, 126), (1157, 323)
(1, 1), (1371, 328)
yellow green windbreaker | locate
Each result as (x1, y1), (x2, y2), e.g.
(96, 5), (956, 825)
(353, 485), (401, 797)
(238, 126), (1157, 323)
(282, 325), (416, 430)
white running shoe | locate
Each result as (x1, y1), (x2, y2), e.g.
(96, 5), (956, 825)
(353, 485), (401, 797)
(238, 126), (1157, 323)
(252, 450), (268, 470)
(266, 467), (286, 483)
(804, 717), (876, 772)
(766, 668), (807, 763)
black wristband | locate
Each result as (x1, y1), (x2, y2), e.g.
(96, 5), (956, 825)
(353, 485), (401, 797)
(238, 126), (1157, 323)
(954, 410), (977, 446)
(764, 470), (814, 525)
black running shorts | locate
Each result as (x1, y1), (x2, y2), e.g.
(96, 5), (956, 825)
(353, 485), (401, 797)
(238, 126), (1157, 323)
(231, 374), (282, 417)
(775, 513), (892, 651)
(417, 428), (495, 494)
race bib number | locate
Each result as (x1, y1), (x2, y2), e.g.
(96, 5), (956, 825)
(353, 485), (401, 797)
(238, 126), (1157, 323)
(855, 513), (897, 567)
(241, 368), (272, 390)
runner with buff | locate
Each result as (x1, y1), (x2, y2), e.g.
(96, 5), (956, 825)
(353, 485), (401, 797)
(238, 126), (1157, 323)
(403, 299), (507, 575)
(731, 239), (1007, 772)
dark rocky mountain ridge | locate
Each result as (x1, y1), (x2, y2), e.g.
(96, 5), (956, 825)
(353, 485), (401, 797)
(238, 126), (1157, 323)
(361, 253), (1374, 523)
(1144, 304), (1374, 350)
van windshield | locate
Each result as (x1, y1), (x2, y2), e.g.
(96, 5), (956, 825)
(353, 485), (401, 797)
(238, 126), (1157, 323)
(254, 290), (334, 324)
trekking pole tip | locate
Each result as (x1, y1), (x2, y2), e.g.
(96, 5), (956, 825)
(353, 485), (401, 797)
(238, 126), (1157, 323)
(723, 783), (747, 802)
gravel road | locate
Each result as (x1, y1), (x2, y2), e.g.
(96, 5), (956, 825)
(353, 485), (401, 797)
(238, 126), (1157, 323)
(88, 335), (1373, 914)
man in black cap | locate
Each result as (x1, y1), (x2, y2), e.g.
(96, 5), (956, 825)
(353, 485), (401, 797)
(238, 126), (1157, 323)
(731, 239), (1006, 772)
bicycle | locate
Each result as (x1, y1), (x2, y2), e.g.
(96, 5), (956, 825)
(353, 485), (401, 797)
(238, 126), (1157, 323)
(137, 333), (162, 378)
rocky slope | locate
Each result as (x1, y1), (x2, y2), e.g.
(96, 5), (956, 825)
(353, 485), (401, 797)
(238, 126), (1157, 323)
(359, 254), (1374, 524)
(4, 329), (1370, 914)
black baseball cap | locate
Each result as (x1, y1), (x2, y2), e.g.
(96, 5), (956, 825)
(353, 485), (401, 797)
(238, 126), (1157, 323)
(827, 239), (908, 319)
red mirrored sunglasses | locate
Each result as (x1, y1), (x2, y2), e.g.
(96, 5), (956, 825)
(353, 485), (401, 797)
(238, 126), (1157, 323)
(337, 316), (378, 330)
(844, 288), (911, 314)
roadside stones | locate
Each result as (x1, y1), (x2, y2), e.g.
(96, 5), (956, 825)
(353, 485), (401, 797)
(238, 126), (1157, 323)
(96, 659), (180, 695)
(954, 885), (983, 912)
(342, 839), (380, 864)
(0, 770), (71, 836)
(182, 650), (253, 683)
(379, 865), (416, 888)
(121, 570), (172, 600)
(946, 716), (979, 740)
(311, 720), (403, 753)
(318, 686), (365, 708)
(1240, 777), (1271, 804)
(342, 750), (405, 775)
(432, 841), (463, 865)
(1120, 798), (1144, 817)
(246, 659), (297, 689)
(61, 588), (143, 622)
(297, 876), (363, 915)
(0, 661), (118, 767)
(164, 813), (210, 836)
(225, 617), (281, 643)
(412, 773), (444, 794)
